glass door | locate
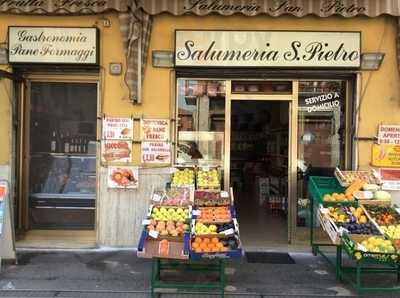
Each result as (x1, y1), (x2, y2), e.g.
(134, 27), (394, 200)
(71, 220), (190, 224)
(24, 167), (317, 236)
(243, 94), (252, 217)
(24, 81), (98, 230)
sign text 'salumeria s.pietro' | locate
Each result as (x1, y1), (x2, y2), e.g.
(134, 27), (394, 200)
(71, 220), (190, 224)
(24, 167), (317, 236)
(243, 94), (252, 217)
(8, 27), (98, 64)
(175, 31), (361, 68)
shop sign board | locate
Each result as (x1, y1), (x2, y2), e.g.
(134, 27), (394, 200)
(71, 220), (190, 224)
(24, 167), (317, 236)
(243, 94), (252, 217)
(378, 125), (400, 145)
(141, 142), (171, 164)
(175, 30), (360, 68)
(372, 144), (400, 168)
(101, 140), (132, 163)
(8, 27), (98, 65)
(102, 117), (133, 140)
(107, 166), (138, 189)
(140, 119), (170, 141)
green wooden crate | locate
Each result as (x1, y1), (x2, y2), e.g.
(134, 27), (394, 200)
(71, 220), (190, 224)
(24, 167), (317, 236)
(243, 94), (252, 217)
(308, 176), (356, 207)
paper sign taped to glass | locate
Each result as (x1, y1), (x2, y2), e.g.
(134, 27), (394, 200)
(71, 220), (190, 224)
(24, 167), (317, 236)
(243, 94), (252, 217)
(372, 144), (400, 168)
(0, 181), (8, 235)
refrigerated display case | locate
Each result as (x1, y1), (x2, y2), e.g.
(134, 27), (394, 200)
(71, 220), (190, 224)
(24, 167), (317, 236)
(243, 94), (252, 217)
(29, 153), (96, 229)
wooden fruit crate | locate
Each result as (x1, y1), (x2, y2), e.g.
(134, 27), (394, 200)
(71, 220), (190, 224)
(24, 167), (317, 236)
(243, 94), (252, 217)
(317, 207), (341, 245)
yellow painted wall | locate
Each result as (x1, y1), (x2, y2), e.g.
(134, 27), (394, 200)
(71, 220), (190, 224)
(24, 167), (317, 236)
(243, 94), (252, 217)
(0, 13), (399, 169)
(146, 14), (400, 169)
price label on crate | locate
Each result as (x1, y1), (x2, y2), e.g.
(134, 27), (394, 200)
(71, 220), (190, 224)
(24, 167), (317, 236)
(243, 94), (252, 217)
(220, 191), (229, 198)
(320, 208), (329, 215)
(152, 194), (162, 202)
(149, 230), (159, 239)
(192, 210), (201, 216)
(222, 228), (235, 236)
(142, 219), (151, 225)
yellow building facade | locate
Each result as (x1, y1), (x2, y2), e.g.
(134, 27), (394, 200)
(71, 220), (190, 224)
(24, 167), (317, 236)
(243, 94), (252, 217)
(0, 7), (399, 252)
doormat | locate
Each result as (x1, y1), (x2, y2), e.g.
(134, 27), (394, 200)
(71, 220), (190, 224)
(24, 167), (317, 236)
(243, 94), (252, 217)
(245, 252), (295, 264)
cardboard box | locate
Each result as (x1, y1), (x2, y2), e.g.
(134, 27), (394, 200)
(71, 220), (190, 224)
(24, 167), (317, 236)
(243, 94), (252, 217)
(137, 231), (190, 260)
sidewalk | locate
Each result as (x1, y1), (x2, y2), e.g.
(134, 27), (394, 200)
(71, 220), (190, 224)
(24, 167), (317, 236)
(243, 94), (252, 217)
(0, 249), (359, 298)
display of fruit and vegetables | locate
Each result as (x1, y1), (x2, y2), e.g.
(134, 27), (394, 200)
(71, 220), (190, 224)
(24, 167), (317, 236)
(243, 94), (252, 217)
(323, 192), (355, 203)
(162, 188), (191, 206)
(191, 236), (238, 253)
(380, 225), (400, 239)
(194, 222), (236, 235)
(358, 237), (396, 254)
(327, 206), (380, 235)
(194, 191), (230, 206)
(172, 168), (195, 186)
(323, 180), (366, 203)
(194, 222), (218, 235)
(364, 206), (400, 227)
(196, 168), (220, 189)
(336, 169), (380, 185)
(147, 219), (189, 237)
(151, 207), (189, 222)
(196, 206), (231, 223)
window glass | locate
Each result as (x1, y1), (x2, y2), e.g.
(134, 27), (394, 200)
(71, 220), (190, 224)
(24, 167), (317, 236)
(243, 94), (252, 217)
(297, 80), (348, 227)
(176, 79), (225, 166)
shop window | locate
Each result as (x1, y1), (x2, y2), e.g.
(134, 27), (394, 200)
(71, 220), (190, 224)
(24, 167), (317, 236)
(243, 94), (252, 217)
(176, 79), (225, 166)
(296, 80), (349, 227)
(231, 80), (292, 94)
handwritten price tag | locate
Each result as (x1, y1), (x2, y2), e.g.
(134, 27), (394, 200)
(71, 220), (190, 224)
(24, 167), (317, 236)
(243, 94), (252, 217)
(152, 194), (162, 202)
(149, 230), (159, 239)
(222, 228), (234, 236)
(320, 208), (329, 215)
(220, 191), (229, 198)
(192, 210), (201, 216)
(142, 219), (151, 225)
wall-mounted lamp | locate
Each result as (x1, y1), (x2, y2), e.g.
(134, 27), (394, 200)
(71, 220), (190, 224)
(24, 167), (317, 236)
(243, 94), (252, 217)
(360, 52), (385, 70)
(152, 50), (174, 68)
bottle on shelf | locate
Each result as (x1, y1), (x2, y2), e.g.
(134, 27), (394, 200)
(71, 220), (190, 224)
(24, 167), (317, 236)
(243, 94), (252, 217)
(70, 137), (75, 153)
(64, 132), (70, 153)
(50, 130), (57, 153)
(76, 136), (81, 153)
(82, 137), (87, 154)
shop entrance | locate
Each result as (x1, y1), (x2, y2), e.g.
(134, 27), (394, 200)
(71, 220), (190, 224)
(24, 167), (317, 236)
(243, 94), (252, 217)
(230, 100), (289, 249)
(17, 77), (98, 247)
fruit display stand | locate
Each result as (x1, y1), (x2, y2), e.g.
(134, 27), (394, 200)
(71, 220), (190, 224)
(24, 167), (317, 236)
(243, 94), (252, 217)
(337, 234), (400, 295)
(138, 166), (242, 297)
(309, 175), (400, 294)
(309, 176), (347, 279)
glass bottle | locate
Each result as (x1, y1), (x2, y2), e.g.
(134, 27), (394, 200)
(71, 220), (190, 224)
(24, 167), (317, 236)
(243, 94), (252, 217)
(64, 132), (70, 153)
(50, 130), (57, 153)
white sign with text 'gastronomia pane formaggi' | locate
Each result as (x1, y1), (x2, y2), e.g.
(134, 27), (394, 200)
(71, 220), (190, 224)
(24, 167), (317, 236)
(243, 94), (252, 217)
(175, 30), (360, 68)
(8, 27), (98, 64)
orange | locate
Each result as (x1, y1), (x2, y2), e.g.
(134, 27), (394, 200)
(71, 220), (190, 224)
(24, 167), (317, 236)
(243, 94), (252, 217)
(211, 247), (219, 252)
(195, 237), (202, 244)
(203, 247), (211, 253)
(216, 243), (223, 249)
(195, 247), (203, 253)
(203, 238), (210, 244)
(200, 243), (207, 249)
(207, 243), (215, 249)
(192, 242), (199, 249)
(211, 238), (219, 244)
(219, 246), (227, 252)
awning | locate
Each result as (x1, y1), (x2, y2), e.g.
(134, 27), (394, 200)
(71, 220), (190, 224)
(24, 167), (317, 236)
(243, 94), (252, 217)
(0, 0), (130, 14)
(138, 0), (400, 18)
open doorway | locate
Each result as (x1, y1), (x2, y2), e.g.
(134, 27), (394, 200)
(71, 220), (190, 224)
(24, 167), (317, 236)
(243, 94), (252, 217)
(230, 100), (289, 249)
